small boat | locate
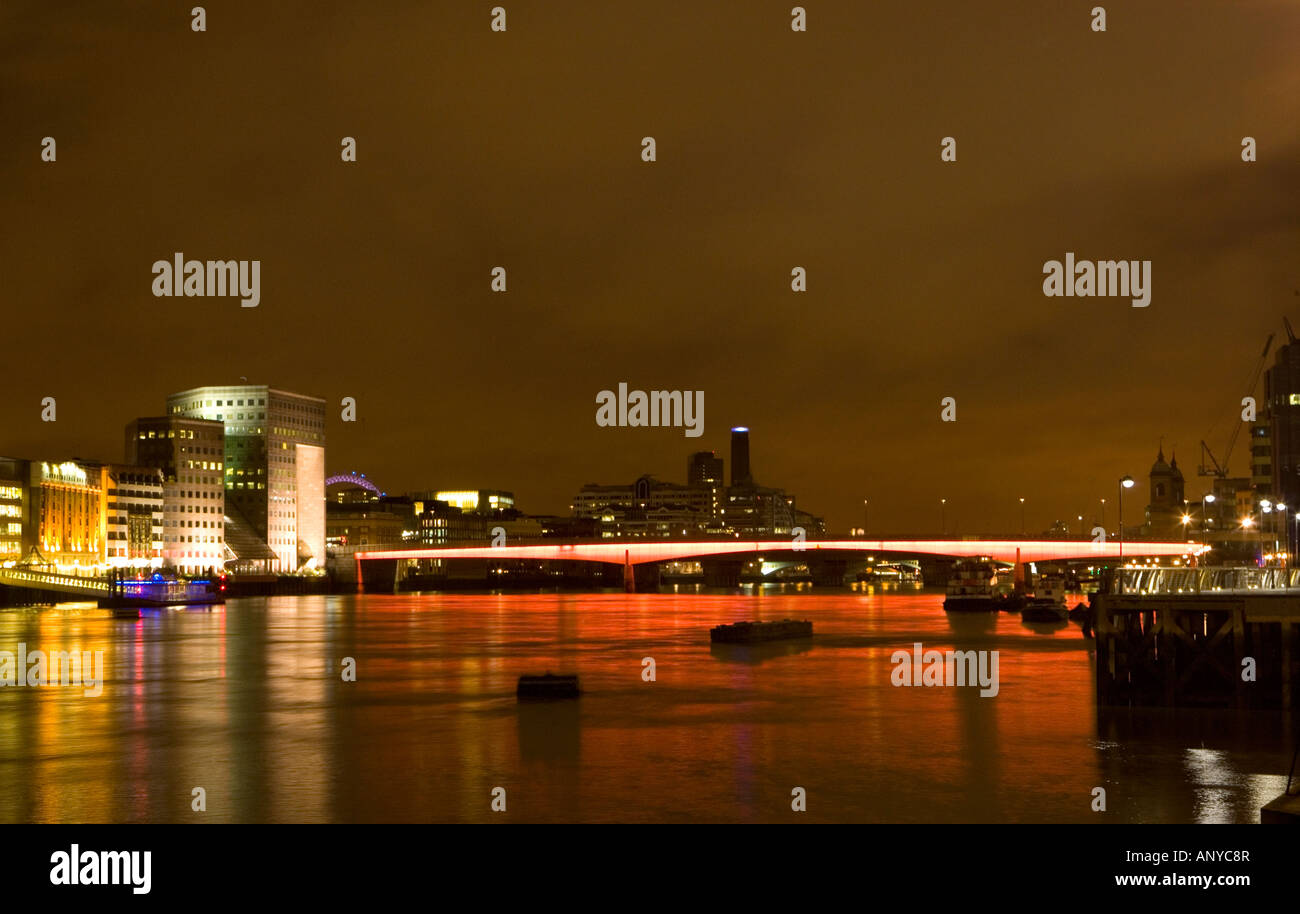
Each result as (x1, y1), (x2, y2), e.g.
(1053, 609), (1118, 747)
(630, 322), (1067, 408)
(856, 563), (924, 585)
(997, 592), (1029, 613)
(100, 573), (225, 609)
(1021, 601), (1068, 623)
(944, 558), (1000, 611)
(710, 619), (813, 643)
(517, 672), (580, 700)
(1021, 574), (1069, 622)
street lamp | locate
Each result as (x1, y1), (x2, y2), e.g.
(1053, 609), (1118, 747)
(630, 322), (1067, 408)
(1294, 514), (1300, 571)
(1118, 475), (1135, 576)
(1112, 475), (1133, 598)
(1019, 497), (1026, 536)
(1201, 493), (1215, 540)
(1262, 500), (1274, 563)
(1277, 503), (1288, 567)
(940, 498), (946, 536)
(862, 499), (868, 537)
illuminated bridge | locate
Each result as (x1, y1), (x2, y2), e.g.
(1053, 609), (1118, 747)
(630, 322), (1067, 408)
(352, 538), (1204, 590)
(0, 567), (112, 599)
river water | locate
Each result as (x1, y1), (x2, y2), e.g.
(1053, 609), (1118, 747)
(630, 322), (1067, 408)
(0, 586), (1290, 823)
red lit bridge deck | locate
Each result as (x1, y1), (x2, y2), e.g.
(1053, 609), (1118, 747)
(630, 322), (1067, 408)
(355, 538), (1203, 567)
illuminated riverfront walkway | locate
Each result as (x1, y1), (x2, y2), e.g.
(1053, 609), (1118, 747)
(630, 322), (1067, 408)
(356, 538), (1204, 567)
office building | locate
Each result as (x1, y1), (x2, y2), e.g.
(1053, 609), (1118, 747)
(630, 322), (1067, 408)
(326, 504), (408, 549)
(22, 460), (105, 570)
(687, 451), (725, 520)
(0, 458), (27, 564)
(102, 464), (164, 569)
(1267, 337), (1300, 517)
(414, 499), (488, 546)
(126, 416), (228, 574)
(422, 490), (515, 514)
(572, 427), (813, 538)
(167, 385), (326, 572)
(572, 475), (713, 530)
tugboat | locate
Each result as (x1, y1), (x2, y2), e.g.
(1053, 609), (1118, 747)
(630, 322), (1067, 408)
(710, 619), (813, 643)
(1021, 573), (1069, 622)
(943, 558), (1000, 611)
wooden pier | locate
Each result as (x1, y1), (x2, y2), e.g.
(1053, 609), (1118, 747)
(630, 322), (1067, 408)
(1095, 570), (1300, 710)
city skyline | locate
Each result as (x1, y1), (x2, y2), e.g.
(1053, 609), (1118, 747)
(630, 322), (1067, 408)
(0, 377), (1293, 535)
(1, 378), (1287, 539)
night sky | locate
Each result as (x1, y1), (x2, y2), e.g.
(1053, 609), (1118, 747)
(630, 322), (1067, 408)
(2, 1), (1297, 533)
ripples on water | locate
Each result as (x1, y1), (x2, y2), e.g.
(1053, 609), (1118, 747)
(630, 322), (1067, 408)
(0, 587), (1290, 823)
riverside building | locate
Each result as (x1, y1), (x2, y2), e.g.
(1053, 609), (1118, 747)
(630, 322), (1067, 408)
(167, 385), (326, 573)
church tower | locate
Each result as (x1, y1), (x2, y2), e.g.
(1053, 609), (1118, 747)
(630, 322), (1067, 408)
(1145, 445), (1187, 537)
(1149, 446), (1175, 508)
(1168, 449), (1186, 506)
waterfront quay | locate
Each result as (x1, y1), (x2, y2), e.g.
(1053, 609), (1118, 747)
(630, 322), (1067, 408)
(1096, 567), (1300, 711)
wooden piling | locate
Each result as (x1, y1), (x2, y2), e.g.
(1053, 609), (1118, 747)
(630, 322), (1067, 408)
(1095, 591), (1300, 711)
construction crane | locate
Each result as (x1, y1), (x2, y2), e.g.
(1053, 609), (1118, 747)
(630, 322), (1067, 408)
(1199, 331), (1275, 478)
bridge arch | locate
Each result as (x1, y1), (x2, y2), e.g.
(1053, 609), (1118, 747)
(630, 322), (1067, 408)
(325, 472), (382, 496)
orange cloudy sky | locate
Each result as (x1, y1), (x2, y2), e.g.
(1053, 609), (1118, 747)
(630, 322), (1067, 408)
(1, 1), (1297, 531)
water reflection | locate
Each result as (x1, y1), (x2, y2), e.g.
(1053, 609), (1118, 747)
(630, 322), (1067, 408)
(0, 591), (1288, 823)
(709, 641), (815, 665)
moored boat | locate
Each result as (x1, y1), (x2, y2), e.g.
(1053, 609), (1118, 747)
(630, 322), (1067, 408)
(1021, 573), (1069, 622)
(99, 573), (225, 609)
(943, 558), (1000, 612)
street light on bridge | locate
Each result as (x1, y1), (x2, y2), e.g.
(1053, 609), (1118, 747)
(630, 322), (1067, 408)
(1277, 503), (1288, 567)
(1118, 475), (1135, 575)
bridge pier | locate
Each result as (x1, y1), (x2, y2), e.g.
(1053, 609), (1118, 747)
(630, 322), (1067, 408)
(359, 558), (399, 594)
(702, 559), (744, 588)
(808, 558), (848, 587)
(632, 563), (660, 592)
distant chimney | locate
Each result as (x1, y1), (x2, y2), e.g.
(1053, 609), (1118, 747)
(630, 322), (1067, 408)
(730, 427), (752, 486)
